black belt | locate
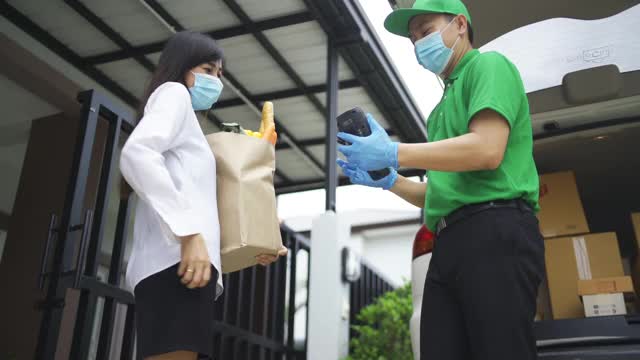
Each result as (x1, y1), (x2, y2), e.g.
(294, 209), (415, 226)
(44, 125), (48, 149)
(435, 199), (532, 236)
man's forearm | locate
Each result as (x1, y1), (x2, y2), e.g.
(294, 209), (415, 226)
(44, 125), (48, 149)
(397, 132), (502, 172)
(390, 175), (427, 208)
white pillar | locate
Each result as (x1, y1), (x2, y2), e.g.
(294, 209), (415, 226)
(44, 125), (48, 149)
(307, 211), (351, 360)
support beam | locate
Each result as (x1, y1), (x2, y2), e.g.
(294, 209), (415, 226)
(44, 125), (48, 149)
(275, 168), (425, 195)
(63, 0), (155, 73)
(303, 0), (427, 143)
(139, 0), (185, 32)
(215, 79), (361, 109)
(221, 0), (327, 116)
(0, 33), (84, 117)
(276, 129), (396, 151)
(325, 38), (339, 211)
(0, 2), (139, 107)
(221, 72), (325, 176)
(84, 11), (314, 65)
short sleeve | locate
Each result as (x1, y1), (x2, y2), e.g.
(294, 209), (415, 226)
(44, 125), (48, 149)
(465, 52), (524, 128)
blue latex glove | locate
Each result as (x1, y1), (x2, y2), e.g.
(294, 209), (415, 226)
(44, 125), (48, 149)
(337, 159), (398, 190)
(337, 113), (399, 171)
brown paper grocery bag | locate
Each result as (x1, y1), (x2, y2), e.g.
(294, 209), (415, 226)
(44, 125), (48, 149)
(206, 132), (282, 273)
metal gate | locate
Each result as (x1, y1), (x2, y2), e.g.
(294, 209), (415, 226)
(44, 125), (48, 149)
(35, 89), (137, 359)
(211, 227), (310, 360)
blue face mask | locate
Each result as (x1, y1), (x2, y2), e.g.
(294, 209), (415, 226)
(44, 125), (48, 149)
(189, 72), (223, 111)
(414, 19), (460, 75)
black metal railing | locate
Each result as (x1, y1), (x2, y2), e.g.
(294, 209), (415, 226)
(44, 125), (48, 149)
(210, 225), (310, 360)
(349, 261), (395, 341)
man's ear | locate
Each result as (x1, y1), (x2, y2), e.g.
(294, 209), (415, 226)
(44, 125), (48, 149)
(457, 15), (469, 39)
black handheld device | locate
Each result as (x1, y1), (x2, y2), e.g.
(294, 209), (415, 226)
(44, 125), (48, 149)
(336, 107), (391, 181)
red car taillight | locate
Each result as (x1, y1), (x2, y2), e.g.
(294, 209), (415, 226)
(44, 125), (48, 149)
(413, 225), (434, 260)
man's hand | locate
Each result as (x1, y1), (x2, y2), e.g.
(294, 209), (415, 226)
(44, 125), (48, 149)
(337, 114), (399, 171)
(337, 159), (398, 190)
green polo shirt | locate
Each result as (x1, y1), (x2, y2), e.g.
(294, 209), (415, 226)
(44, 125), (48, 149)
(423, 49), (540, 231)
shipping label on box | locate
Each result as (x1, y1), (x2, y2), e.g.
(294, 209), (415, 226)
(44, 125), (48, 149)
(538, 171), (590, 238)
(582, 293), (627, 317)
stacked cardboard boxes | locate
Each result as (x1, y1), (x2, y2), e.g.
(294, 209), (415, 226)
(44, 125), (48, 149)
(630, 213), (640, 301)
(537, 171), (634, 320)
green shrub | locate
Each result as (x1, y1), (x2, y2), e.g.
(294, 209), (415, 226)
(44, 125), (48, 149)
(345, 283), (413, 360)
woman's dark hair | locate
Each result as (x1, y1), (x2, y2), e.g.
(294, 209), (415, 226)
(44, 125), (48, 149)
(121, 31), (224, 198)
(137, 31), (224, 118)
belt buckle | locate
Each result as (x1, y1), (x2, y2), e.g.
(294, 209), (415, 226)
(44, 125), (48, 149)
(438, 217), (447, 234)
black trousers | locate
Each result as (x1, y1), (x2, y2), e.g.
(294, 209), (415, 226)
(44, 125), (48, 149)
(420, 206), (545, 360)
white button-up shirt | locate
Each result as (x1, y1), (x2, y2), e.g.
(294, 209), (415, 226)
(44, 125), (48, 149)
(120, 82), (222, 298)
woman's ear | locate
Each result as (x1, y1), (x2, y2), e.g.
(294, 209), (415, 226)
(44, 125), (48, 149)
(185, 70), (195, 88)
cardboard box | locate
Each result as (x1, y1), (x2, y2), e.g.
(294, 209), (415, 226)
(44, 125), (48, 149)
(578, 276), (634, 317)
(578, 276), (633, 317)
(545, 232), (625, 319)
(632, 213), (640, 249)
(582, 294), (626, 317)
(633, 259), (640, 306)
(538, 171), (590, 238)
(631, 213), (640, 305)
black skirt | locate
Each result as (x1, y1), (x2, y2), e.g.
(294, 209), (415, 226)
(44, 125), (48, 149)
(134, 263), (218, 358)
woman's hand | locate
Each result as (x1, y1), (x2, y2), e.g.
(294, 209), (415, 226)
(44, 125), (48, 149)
(177, 234), (211, 289)
(256, 246), (289, 266)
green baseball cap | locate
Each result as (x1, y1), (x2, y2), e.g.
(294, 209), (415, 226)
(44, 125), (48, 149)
(384, 0), (472, 38)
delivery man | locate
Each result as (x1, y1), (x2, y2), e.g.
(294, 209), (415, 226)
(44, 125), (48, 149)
(337, 0), (545, 359)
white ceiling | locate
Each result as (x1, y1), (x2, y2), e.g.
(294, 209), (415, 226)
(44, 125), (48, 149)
(8, 0), (119, 56)
(5, 0), (389, 184)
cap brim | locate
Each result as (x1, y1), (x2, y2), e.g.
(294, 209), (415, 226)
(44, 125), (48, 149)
(384, 8), (438, 38)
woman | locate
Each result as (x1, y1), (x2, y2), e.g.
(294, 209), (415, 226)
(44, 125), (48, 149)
(120, 31), (285, 360)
